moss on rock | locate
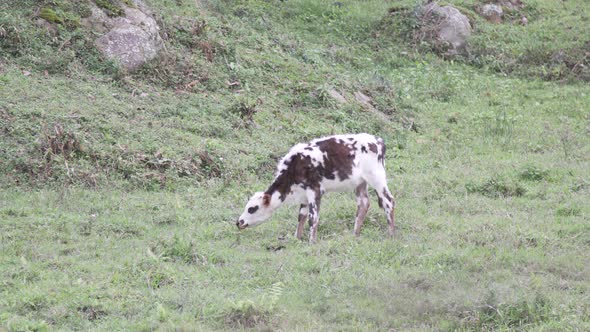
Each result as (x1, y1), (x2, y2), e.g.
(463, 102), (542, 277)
(95, 0), (125, 17)
(39, 8), (64, 24)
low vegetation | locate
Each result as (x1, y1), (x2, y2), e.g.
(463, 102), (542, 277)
(1, 0), (589, 330)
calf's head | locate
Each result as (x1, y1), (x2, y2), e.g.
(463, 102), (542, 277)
(236, 192), (273, 229)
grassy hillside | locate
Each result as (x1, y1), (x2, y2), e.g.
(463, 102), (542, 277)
(1, 0), (589, 330)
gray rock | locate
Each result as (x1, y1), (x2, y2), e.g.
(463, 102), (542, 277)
(482, 4), (503, 23)
(418, 3), (472, 57)
(353, 91), (376, 111)
(81, 4), (112, 33)
(498, 0), (524, 10)
(34, 18), (58, 36)
(84, 1), (164, 72)
(327, 89), (347, 104)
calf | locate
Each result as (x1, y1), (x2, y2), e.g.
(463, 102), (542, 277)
(236, 133), (396, 242)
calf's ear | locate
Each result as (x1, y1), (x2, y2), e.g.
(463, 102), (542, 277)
(263, 193), (271, 206)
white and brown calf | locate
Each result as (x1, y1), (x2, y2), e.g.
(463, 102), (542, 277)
(237, 133), (396, 242)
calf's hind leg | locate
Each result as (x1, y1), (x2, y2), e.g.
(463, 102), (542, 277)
(353, 182), (370, 236)
(377, 187), (396, 237)
(365, 169), (396, 237)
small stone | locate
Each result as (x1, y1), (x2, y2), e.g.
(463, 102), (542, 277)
(327, 89), (347, 104)
(34, 18), (58, 36)
(482, 4), (503, 23)
(500, 0), (524, 10)
(353, 91), (376, 111)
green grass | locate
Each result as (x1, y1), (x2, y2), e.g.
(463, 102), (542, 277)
(1, 0), (589, 330)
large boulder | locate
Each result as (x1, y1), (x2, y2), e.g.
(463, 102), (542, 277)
(83, 0), (164, 72)
(417, 3), (472, 57)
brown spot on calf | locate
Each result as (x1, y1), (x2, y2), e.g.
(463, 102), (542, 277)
(315, 138), (355, 181)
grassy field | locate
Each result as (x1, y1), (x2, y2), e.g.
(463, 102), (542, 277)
(1, 0), (589, 330)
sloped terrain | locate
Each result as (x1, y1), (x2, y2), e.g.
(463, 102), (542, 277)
(1, 0), (589, 330)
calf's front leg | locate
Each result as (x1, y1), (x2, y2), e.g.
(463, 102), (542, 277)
(295, 204), (308, 240)
(307, 189), (322, 243)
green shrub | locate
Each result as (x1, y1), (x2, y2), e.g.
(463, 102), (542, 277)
(466, 175), (526, 198)
(519, 165), (550, 182)
(162, 236), (196, 263)
(228, 97), (258, 125)
(147, 270), (174, 288)
(556, 206), (582, 217)
(473, 293), (554, 329)
(474, 111), (521, 145)
(224, 300), (269, 329)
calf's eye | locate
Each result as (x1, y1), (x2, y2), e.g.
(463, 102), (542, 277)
(248, 206), (259, 214)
